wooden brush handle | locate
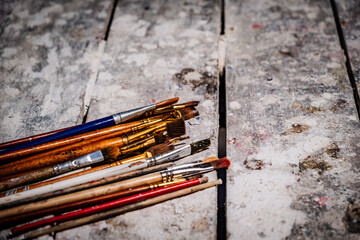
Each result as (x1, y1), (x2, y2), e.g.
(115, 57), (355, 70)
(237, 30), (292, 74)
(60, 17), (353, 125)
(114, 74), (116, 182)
(0, 172), (162, 218)
(20, 152), (149, 191)
(0, 163), (173, 207)
(0, 120), (145, 163)
(0, 136), (127, 178)
(25, 179), (221, 239)
(0, 167), (54, 193)
(0, 126), (71, 150)
(0, 185), (149, 230)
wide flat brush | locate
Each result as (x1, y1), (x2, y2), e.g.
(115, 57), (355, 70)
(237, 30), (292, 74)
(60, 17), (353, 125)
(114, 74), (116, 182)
(23, 179), (222, 239)
(2, 97), (179, 154)
(0, 113), (170, 163)
(0, 158), (229, 218)
(9, 178), (191, 235)
(0, 119), (185, 178)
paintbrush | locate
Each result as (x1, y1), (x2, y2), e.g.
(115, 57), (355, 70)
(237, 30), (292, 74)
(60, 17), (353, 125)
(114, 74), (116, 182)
(0, 138), (210, 206)
(0, 137), (178, 193)
(22, 179), (222, 239)
(1, 163), (175, 208)
(0, 158), (230, 218)
(0, 118), (185, 178)
(11, 177), (207, 236)
(0, 135), (177, 193)
(0, 113), (171, 163)
(2, 97), (179, 154)
(0, 178), (189, 230)
(0, 100), (196, 151)
(0, 126), (72, 150)
(8, 178), (191, 234)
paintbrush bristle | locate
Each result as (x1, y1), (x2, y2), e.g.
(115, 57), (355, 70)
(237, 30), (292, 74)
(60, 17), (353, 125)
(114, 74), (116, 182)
(102, 147), (120, 161)
(202, 156), (219, 163)
(211, 157), (231, 169)
(179, 107), (199, 120)
(156, 97), (179, 108)
(190, 138), (211, 154)
(154, 133), (168, 144)
(183, 101), (200, 107)
(166, 118), (186, 138)
(148, 142), (175, 156)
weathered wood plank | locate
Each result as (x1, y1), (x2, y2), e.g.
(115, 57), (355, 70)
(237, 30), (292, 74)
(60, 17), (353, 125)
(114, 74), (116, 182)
(226, 0), (360, 239)
(336, 0), (360, 106)
(55, 0), (220, 239)
(0, 0), (111, 143)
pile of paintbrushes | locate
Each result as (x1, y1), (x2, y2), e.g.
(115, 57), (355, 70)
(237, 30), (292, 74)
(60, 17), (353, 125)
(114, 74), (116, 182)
(0, 97), (229, 239)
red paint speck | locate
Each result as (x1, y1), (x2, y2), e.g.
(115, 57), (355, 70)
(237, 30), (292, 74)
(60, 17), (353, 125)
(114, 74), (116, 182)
(95, 35), (101, 40)
(318, 197), (328, 206)
(151, 99), (156, 103)
(252, 24), (263, 29)
(297, 178), (301, 182)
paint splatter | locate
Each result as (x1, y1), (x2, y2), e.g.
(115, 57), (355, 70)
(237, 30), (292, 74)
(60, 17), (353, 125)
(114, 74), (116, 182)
(252, 24), (263, 29)
(326, 143), (340, 158)
(172, 68), (217, 94)
(299, 157), (331, 174)
(281, 124), (310, 135)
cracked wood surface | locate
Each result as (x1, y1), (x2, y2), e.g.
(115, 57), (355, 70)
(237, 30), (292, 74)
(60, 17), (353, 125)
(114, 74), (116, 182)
(226, 0), (360, 239)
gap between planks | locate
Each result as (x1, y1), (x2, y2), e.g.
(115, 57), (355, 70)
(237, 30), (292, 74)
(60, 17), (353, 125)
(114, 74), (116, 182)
(330, 0), (360, 121)
(217, 0), (227, 238)
(79, 0), (119, 124)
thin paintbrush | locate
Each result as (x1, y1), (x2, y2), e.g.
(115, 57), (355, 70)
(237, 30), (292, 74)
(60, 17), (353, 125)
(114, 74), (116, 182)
(0, 126), (72, 150)
(0, 135), (175, 192)
(22, 179), (222, 240)
(0, 138), (176, 193)
(0, 118), (185, 177)
(11, 177), (206, 236)
(0, 158), (230, 218)
(0, 163), (174, 208)
(2, 97), (179, 154)
(0, 138), (209, 207)
(2, 178), (188, 230)
(0, 114), (171, 163)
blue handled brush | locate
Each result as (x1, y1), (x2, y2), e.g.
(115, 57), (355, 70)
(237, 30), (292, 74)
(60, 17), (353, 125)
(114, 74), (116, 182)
(2, 97), (179, 154)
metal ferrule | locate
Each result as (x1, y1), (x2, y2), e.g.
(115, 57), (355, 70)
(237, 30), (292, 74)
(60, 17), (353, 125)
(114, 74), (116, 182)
(132, 118), (163, 132)
(148, 178), (186, 190)
(112, 104), (156, 124)
(167, 160), (205, 171)
(171, 166), (214, 178)
(128, 124), (165, 142)
(151, 144), (192, 165)
(53, 150), (104, 175)
(160, 163), (214, 182)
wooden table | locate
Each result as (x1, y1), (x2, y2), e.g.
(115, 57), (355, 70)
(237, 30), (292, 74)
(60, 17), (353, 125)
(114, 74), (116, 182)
(0, 0), (359, 239)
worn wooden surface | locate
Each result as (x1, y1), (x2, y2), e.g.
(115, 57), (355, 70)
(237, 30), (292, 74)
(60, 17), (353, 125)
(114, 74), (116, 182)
(336, 0), (360, 86)
(1, 0), (360, 239)
(55, 0), (220, 239)
(0, 0), (111, 142)
(226, 0), (360, 239)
